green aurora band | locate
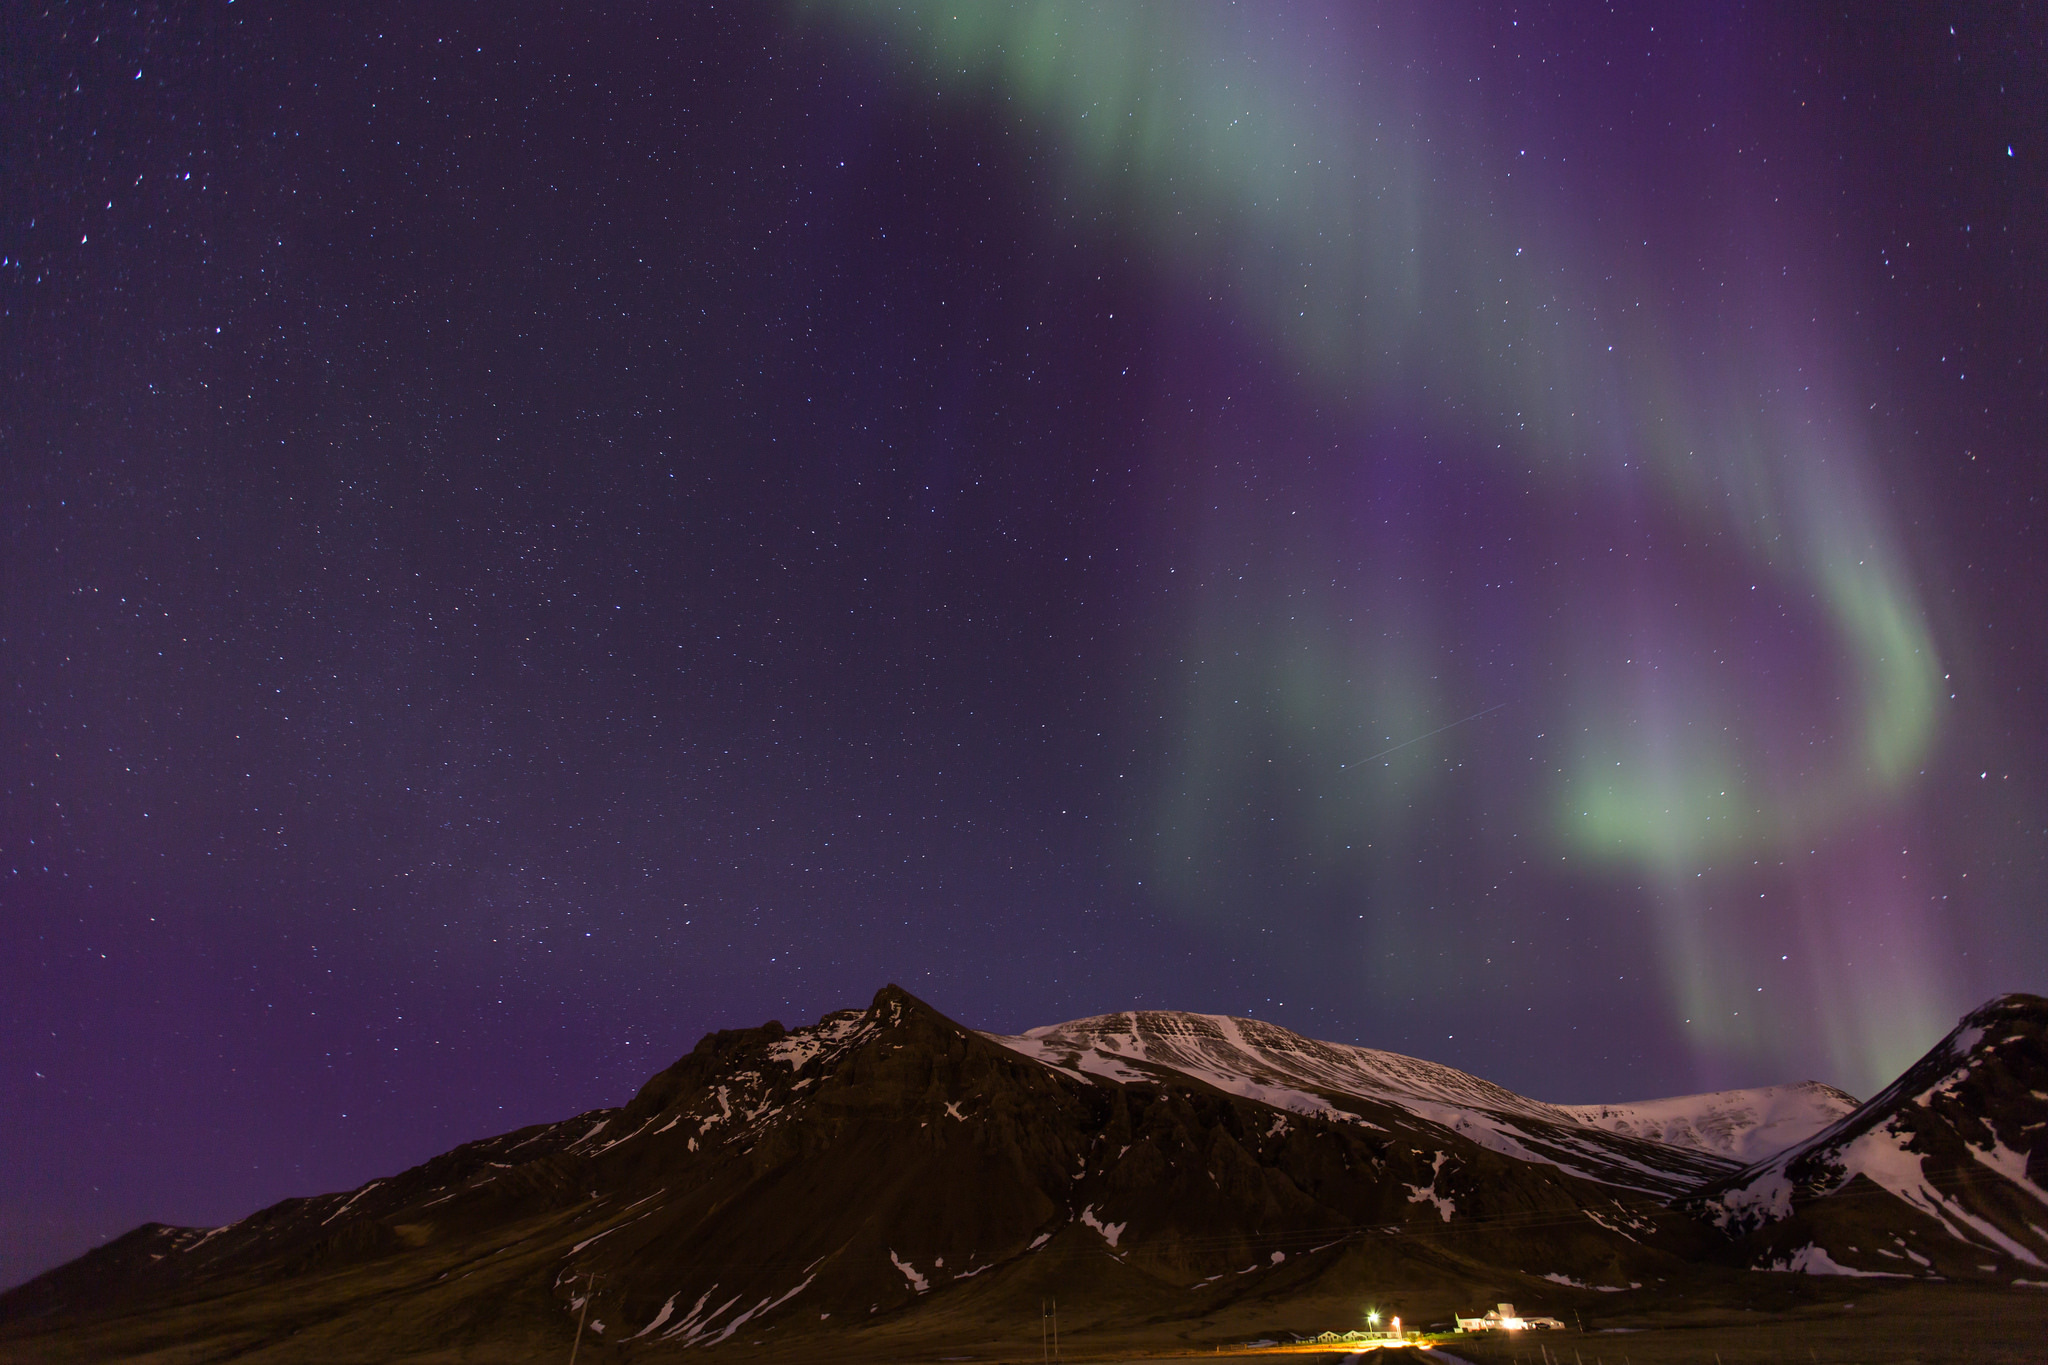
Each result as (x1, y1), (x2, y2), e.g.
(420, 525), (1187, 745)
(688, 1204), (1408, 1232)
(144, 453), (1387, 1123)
(804, 0), (1952, 1090)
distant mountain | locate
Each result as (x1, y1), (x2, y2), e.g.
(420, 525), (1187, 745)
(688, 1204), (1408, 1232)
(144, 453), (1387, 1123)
(3, 988), (2044, 1362)
(1685, 992), (2048, 1279)
(1556, 1082), (1860, 1165)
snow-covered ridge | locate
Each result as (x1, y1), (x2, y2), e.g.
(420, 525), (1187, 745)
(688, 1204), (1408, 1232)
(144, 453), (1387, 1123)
(1701, 1016), (1992, 1234)
(1559, 1081), (1859, 1165)
(981, 1010), (1773, 1198)
(989, 1010), (1578, 1122)
(1693, 996), (2048, 1270)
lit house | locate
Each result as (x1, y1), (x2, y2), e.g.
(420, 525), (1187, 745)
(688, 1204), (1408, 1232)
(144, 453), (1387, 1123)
(1454, 1303), (1566, 1332)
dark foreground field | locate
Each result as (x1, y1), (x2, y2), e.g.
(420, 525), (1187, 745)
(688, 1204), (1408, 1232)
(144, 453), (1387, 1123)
(1048, 1283), (2040, 1365)
(1411, 1284), (2044, 1365)
(964, 1284), (2043, 1365)
(6, 1279), (2041, 1365)
(746, 1280), (2046, 1365)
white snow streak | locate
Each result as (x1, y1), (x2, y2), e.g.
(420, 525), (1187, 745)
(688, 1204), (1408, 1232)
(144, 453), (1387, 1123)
(1542, 1272), (1636, 1291)
(319, 1180), (385, 1227)
(634, 1293), (680, 1339)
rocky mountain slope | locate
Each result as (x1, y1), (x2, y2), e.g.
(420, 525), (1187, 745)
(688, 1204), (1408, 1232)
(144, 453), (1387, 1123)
(3, 988), (2044, 1363)
(1685, 992), (2048, 1279)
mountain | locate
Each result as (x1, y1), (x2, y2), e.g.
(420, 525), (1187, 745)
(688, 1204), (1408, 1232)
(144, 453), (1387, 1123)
(1556, 1081), (1860, 1165)
(988, 1010), (1781, 1197)
(3, 988), (2043, 1363)
(1685, 992), (2048, 1280)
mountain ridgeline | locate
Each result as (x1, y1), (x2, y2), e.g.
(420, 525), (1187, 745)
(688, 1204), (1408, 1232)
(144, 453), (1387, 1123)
(3, 988), (2044, 1362)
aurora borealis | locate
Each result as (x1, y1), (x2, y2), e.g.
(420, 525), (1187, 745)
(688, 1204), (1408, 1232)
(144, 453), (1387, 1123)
(5, 0), (2044, 1288)
(805, 0), (2005, 1080)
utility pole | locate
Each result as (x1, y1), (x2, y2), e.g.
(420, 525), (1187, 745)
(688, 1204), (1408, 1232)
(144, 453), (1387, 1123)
(569, 1273), (597, 1365)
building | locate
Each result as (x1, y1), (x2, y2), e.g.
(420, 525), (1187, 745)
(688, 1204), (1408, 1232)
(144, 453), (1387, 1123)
(1454, 1303), (1566, 1332)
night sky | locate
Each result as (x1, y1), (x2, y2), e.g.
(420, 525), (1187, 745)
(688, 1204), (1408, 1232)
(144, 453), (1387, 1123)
(6, 0), (2045, 1288)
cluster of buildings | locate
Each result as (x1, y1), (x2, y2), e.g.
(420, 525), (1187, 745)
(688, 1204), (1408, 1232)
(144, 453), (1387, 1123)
(1300, 1322), (1409, 1346)
(1279, 1301), (1568, 1347)
(1454, 1302), (1566, 1332)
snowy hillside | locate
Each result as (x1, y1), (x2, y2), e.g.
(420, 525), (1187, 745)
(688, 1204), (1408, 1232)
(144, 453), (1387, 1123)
(1558, 1081), (1860, 1164)
(1686, 993), (2048, 1279)
(982, 1010), (1742, 1198)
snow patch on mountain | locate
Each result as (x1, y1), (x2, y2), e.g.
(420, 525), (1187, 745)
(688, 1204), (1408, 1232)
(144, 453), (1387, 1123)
(316, 1181), (386, 1228)
(1968, 1138), (2048, 1202)
(698, 1276), (814, 1345)
(634, 1292), (680, 1339)
(1912, 1027), (1986, 1104)
(661, 1289), (738, 1344)
(1583, 1202), (1658, 1241)
(1758, 1244), (1908, 1277)
(1542, 1272), (1636, 1291)
(766, 1011), (871, 1072)
(890, 1250), (929, 1293)
(1404, 1152), (1457, 1222)
(1078, 1206), (1126, 1247)
(1822, 1125), (2045, 1267)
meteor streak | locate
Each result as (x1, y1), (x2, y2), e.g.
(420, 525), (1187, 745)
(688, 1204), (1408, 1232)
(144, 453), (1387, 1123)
(1343, 704), (1507, 767)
